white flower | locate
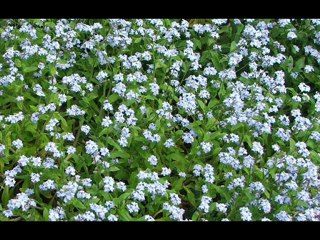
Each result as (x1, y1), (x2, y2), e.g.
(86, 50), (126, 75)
(287, 31), (297, 40)
(96, 71), (108, 82)
(49, 207), (65, 221)
(74, 211), (95, 221)
(304, 65), (314, 73)
(45, 118), (59, 132)
(127, 202), (140, 213)
(12, 139), (23, 149)
(107, 214), (118, 221)
(33, 84), (45, 97)
(40, 179), (56, 191)
(90, 203), (108, 220)
(177, 92), (197, 115)
(57, 181), (79, 203)
(193, 164), (203, 177)
(100, 147), (110, 157)
(147, 155), (158, 166)
(85, 140), (99, 155)
(116, 182), (127, 192)
(102, 116), (112, 127)
(252, 141), (264, 155)
(81, 125), (91, 135)
(103, 100), (113, 111)
(216, 203), (228, 214)
(240, 207), (252, 221)
(30, 173), (41, 183)
(103, 176), (115, 193)
(201, 142), (213, 153)
(65, 166), (76, 176)
(145, 215), (155, 221)
(161, 167), (172, 176)
(0, 144), (5, 155)
(275, 211), (292, 221)
(77, 190), (91, 199)
(66, 105), (85, 116)
(67, 146), (76, 155)
(259, 199), (271, 213)
(182, 132), (194, 144)
(199, 196), (212, 213)
(298, 82), (311, 93)
(170, 193), (181, 205)
(164, 138), (175, 148)
(16, 96), (24, 101)
(63, 133), (75, 141)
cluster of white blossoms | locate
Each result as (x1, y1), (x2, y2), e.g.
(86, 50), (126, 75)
(1, 18), (320, 221)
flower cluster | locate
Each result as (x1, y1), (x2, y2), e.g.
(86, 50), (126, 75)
(1, 19), (320, 221)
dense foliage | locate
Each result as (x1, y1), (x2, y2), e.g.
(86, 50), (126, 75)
(1, 19), (320, 221)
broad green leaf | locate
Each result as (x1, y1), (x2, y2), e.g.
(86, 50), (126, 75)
(72, 199), (86, 210)
(230, 41), (237, 52)
(294, 57), (305, 71)
(108, 94), (119, 103)
(23, 66), (38, 73)
(1, 186), (10, 206)
(118, 209), (132, 221)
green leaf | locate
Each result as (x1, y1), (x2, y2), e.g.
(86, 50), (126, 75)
(289, 138), (296, 153)
(134, 37), (141, 43)
(14, 59), (22, 67)
(108, 94), (118, 103)
(168, 152), (187, 171)
(286, 56), (294, 72)
(218, 84), (226, 98)
(43, 208), (49, 221)
(155, 60), (167, 70)
(25, 122), (37, 135)
(110, 151), (130, 159)
(265, 190), (270, 199)
(206, 118), (219, 131)
(192, 211), (200, 221)
(118, 209), (132, 221)
(212, 147), (222, 156)
(172, 178), (184, 191)
(49, 65), (57, 75)
(114, 192), (131, 206)
(99, 128), (111, 137)
(1, 185), (10, 206)
(174, 130), (184, 139)
(304, 73), (320, 86)
(168, 152), (185, 162)
(209, 131), (225, 141)
(294, 57), (305, 71)
(211, 52), (223, 71)
(200, 50), (212, 65)
(54, 113), (70, 132)
(254, 166), (264, 180)
(194, 39), (202, 50)
(208, 99), (219, 109)
(234, 24), (244, 42)
(213, 185), (231, 202)
(107, 138), (122, 151)
(243, 189), (253, 201)
(244, 135), (252, 148)
(109, 166), (120, 172)
(23, 66), (38, 73)
(184, 187), (196, 207)
(45, 21), (56, 28)
(230, 41), (237, 52)
(72, 199), (86, 210)
(197, 99), (206, 111)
